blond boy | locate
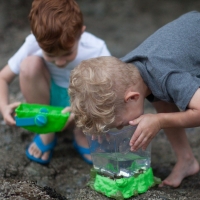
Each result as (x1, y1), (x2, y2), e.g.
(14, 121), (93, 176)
(69, 11), (200, 187)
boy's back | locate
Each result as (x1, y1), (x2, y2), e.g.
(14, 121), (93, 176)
(121, 11), (200, 111)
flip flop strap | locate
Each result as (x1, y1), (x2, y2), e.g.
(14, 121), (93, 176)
(74, 141), (90, 154)
(34, 136), (57, 153)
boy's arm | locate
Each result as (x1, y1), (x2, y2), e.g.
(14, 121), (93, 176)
(129, 88), (200, 150)
(0, 65), (20, 125)
(61, 107), (75, 130)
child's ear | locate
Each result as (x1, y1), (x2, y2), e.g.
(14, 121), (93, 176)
(82, 25), (86, 33)
(124, 91), (140, 102)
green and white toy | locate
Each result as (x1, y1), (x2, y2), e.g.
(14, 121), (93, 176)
(15, 103), (70, 133)
(86, 126), (161, 199)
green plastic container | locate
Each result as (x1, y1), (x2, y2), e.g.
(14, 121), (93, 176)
(15, 103), (70, 133)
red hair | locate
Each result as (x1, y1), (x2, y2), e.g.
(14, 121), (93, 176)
(29, 0), (83, 54)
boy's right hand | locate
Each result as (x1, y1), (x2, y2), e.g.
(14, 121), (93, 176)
(1, 102), (21, 126)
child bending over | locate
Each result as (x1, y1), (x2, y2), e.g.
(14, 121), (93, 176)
(69, 11), (200, 187)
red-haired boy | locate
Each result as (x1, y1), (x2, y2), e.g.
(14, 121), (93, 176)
(0, 0), (110, 164)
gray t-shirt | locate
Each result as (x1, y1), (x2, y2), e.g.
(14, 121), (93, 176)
(121, 11), (200, 111)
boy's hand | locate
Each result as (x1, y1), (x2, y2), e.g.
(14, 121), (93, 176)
(2, 102), (21, 126)
(91, 133), (110, 144)
(61, 106), (75, 130)
(129, 114), (161, 151)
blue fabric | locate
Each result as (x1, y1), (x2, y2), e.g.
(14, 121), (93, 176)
(50, 79), (70, 107)
(26, 135), (57, 165)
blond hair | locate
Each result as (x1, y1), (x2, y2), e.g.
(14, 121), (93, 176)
(69, 56), (140, 135)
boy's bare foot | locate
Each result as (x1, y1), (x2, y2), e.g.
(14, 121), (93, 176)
(74, 128), (92, 162)
(28, 133), (55, 162)
(159, 157), (199, 188)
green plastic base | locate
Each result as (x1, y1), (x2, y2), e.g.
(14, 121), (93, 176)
(88, 167), (161, 200)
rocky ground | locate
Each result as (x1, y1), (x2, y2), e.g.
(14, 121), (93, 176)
(1, 0), (200, 199)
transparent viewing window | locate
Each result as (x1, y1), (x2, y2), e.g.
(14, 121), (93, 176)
(87, 125), (151, 178)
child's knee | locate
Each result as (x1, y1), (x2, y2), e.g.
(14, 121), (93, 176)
(20, 56), (46, 78)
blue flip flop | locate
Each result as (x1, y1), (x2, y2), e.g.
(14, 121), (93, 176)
(26, 135), (57, 165)
(73, 140), (93, 165)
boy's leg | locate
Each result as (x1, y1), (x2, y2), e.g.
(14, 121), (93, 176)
(46, 77), (92, 164)
(153, 101), (199, 187)
(73, 127), (91, 162)
(161, 127), (199, 187)
(60, 93), (92, 163)
(19, 56), (55, 162)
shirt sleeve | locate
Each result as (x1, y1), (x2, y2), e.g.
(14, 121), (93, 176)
(97, 43), (111, 56)
(8, 34), (41, 74)
(165, 71), (200, 110)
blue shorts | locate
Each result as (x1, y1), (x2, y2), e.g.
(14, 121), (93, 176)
(50, 80), (70, 107)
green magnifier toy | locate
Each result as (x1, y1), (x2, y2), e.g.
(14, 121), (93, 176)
(15, 103), (70, 134)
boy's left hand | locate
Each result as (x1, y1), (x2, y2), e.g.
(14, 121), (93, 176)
(61, 107), (75, 130)
(129, 113), (161, 151)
